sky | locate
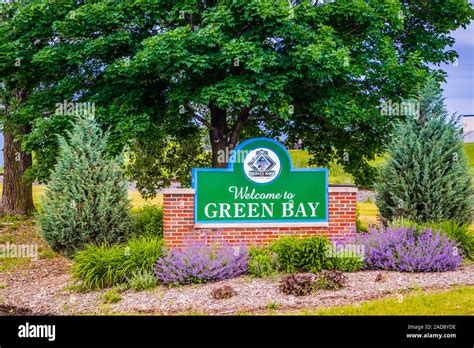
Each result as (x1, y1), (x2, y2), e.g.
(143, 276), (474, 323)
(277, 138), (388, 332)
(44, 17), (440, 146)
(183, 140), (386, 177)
(440, 21), (474, 116)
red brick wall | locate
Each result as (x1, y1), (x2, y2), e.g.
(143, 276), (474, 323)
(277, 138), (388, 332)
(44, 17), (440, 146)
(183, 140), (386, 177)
(163, 186), (357, 248)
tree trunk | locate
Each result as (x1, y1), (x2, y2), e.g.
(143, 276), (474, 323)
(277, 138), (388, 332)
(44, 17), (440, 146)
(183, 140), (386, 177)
(1, 124), (35, 215)
(202, 105), (250, 168)
(209, 104), (228, 168)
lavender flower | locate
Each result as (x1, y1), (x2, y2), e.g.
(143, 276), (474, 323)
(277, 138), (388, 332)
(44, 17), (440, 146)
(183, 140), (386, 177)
(154, 242), (248, 285)
(355, 226), (463, 272)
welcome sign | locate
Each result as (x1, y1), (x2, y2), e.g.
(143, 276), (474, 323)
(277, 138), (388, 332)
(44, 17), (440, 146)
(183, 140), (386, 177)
(192, 138), (328, 225)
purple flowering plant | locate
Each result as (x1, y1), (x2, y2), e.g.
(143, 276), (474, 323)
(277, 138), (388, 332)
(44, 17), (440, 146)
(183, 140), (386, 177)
(355, 226), (463, 272)
(154, 242), (248, 285)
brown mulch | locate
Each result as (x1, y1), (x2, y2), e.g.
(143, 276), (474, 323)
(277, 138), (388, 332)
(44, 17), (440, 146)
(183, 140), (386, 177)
(0, 304), (36, 316)
(0, 258), (473, 315)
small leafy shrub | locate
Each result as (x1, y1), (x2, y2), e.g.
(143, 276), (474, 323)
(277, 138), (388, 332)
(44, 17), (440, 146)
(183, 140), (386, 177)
(154, 242), (248, 285)
(248, 247), (280, 277)
(73, 236), (165, 290)
(390, 219), (473, 260)
(279, 274), (316, 296)
(328, 255), (363, 272)
(356, 226), (463, 272)
(315, 270), (346, 290)
(128, 270), (157, 292)
(326, 243), (364, 272)
(132, 205), (163, 238)
(270, 236), (330, 273)
(267, 302), (280, 310)
(211, 285), (237, 300)
(102, 289), (122, 304)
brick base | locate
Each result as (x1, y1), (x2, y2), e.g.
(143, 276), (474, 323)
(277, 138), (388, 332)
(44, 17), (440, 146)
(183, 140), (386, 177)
(163, 185), (357, 248)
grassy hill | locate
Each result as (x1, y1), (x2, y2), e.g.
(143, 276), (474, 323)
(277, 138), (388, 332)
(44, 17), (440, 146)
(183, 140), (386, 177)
(290, 144), (474, 186)
(465, 143), (474, 181)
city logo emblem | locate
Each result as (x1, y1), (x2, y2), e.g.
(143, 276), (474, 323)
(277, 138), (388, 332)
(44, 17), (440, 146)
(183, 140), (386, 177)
(243, 148), (281, 184)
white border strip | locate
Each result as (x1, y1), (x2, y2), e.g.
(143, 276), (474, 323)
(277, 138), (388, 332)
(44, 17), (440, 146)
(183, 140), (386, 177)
(163, 186), (358, 195)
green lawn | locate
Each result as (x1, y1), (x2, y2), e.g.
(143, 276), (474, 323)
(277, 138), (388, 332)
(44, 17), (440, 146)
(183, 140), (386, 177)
(465, 143), (474, 186)
(0, 183), (163, 210)
(298, 286), (474, 315)
(465, 143), (474, 166)
(289, 150), (354, 184)
(357, 201), (379, 229)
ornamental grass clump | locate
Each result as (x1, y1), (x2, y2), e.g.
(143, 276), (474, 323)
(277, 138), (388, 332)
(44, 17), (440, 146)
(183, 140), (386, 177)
(153, 242), (248, 285)
(356, 226), (463, 272)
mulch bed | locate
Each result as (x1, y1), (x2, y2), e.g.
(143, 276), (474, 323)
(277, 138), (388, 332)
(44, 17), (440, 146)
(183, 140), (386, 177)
(0, 304), (35, 316)
(0, 257), (473, 315)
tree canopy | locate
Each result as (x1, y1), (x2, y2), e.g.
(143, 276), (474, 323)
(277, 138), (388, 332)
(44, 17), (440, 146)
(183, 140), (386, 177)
(1, 0), (473, 190)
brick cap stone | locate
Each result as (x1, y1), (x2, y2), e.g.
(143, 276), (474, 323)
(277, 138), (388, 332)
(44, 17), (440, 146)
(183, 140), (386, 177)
(328, 185), (358, 193)
(163, 188), (195, 194)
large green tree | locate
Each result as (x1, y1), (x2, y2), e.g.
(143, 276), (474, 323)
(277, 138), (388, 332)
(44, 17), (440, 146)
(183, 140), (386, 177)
(0, 1), (77, 214)
(2, 0), (473, 200)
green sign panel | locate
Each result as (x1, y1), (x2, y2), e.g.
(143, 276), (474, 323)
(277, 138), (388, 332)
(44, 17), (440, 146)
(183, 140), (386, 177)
(192, 138), (328, 224)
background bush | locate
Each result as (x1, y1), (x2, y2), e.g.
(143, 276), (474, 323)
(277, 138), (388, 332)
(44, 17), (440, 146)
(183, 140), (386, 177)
(72, 235), (165, 290)
(38, 116), (132, 258)
(356, 226), (463, 272)
(248, 247), (280, 277)
(132, 205), (163, 238)
(390, 219), (473, 260)
(270, 236), (330, 273)
(375, 78), (472, 225)
(154, 242), (248, 285)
